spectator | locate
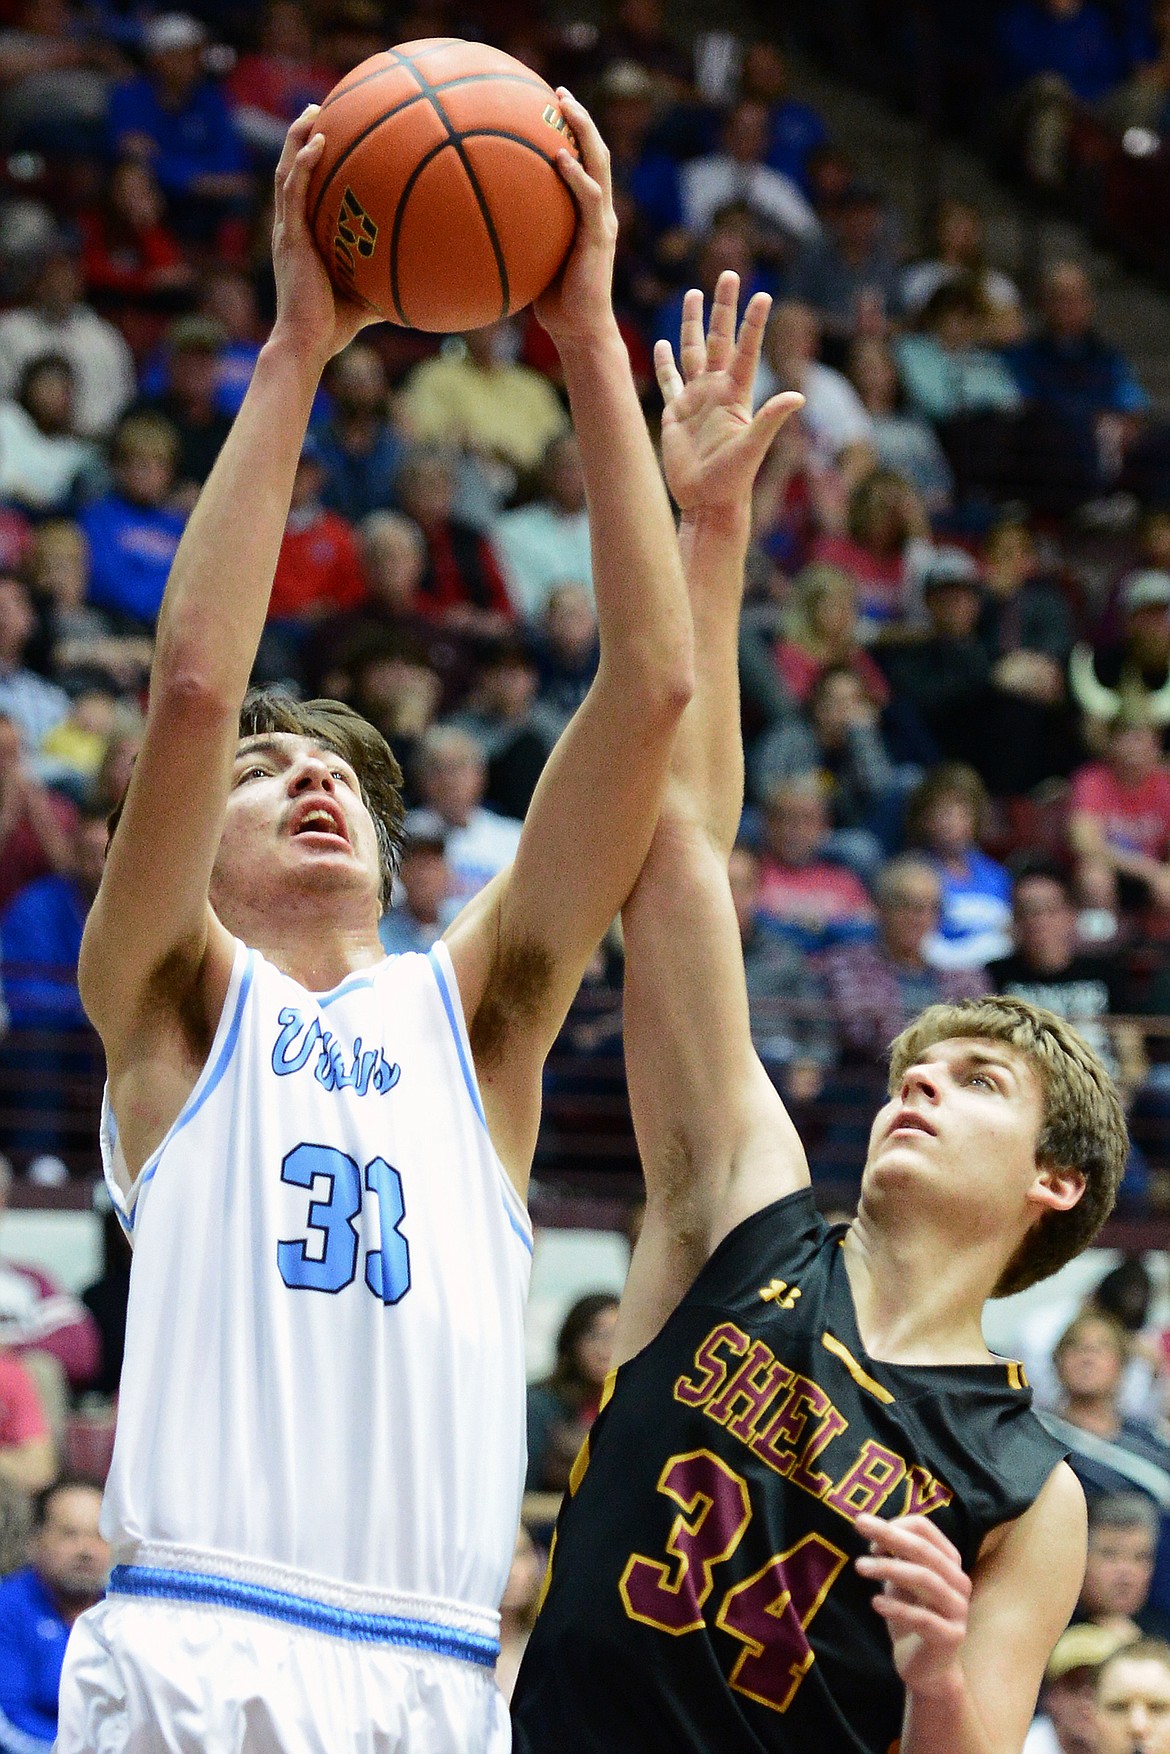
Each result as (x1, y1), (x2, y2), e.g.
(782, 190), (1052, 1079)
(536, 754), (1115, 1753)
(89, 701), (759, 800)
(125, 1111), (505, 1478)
(395, 446), (514, 640)
(728, 842), (835, 1093)
(904, 763), (1014, 968)
(450, 639), (559, 822)
(894, 278), (1024, 425)
(1073, 570), (1170, 741)
(901, 198), (1025, 345)
(526, 1294), (618, 1493)
(771, 561), (891, 708)
(751, 662), (897, 875)
(196, 267), (264, 418)
(1025, 1622), (1134, 1754)
(0, 710), (73, 912)
(32, 521), (152, 697)
(1069, 712), (1170, 920)
(138, 314), (233, 503)
(677, 97), (821, 248)
(738, 39), (830, 196)
(1095, 1638), (1170, 1754)
(496, 1523), (543, 1702)
(1045, 1314), (1170, 1535)
(1078, 1494), (1170, 1640)
(0, 576), (69, 756)
(378, 822), (453, 955)
(0, 0), (121, 159)
(0, 355), (99, 514)
(225, 0), (331, 160)
(261, 437), (367, 682)
(787, 180), (903, 344)
(0, 241), (135, 438)
(77, 156), (192, 324)
(411, 726), (522, 906)
(755, 777), (875, 952)
(592, 59), (687, 331)
(990, 866), (1134, 1084)
(752, 301), (876, 483)
(0, 1154), (99, 1398)
(492, 433), (593, 622)
(312, 343), (404, 528)
(813, 467), (935, 637)
(653, 211), (773, 375)
(876, 552), (993, 761)
(821, 852), (990, 1066)
(998, 0), (1127, 103)
(0, 1349), (51, 1493)
(400, 320), (569, 479)
(106, 12), (251, 244)
(80, 412), (185, 631)
(979, 517), (1077, 671)
(846, 335), (955, 514)
(0, 1477), (108, 1751)
(534, 582), (599, 731)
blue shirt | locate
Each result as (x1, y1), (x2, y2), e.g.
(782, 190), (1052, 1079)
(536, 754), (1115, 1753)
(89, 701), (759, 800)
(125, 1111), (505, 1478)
(997, 1), (1125, 101)
(313, 420), (404, 527)
(106, 75), (247, 197)
(80, 494), (185, 627)
(0, 1567), (73, 1749)
(766, 99), (830, 195)
(1006, 331), (1150, 420)
(0, 875), (89, 1027)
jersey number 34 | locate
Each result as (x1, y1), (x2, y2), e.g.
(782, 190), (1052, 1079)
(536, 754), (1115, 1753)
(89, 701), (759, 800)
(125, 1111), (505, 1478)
(276, 1142), (411, 1303)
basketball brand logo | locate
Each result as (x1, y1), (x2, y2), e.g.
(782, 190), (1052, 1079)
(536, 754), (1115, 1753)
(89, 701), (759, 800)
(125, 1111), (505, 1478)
(333, 187), (378, 286)
(542, 104), (578, 152)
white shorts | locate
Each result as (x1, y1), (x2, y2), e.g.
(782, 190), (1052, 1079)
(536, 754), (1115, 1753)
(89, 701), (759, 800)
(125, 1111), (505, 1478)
(56, 1594), (512, 1753)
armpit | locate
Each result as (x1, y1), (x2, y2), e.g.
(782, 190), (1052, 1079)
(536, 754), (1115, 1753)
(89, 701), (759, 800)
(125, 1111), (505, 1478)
(469, 936), (555, 1072)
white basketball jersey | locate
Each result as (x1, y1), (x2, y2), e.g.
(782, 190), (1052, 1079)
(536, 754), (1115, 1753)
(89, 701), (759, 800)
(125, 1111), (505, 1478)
(101, 939), (532, 1651)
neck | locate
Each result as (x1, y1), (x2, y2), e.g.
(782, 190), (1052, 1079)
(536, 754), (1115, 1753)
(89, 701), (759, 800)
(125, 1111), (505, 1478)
(221, 896), (384, 991)
(48, 1584), (101, 1628)
(843, 1206), (1000, 1364)
(1060, 1392), (1119, 1437)
(885, 941), (927, 972)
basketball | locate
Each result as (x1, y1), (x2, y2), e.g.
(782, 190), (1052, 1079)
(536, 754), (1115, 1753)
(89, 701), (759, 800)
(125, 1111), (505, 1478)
(306, 38), (580, 333)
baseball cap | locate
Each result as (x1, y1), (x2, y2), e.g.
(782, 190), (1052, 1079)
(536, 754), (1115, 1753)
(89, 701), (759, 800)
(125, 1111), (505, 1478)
(1123, 569), (1170, 613)
(166, 314), (227, 355)
(144, 13), (207, 57)
(1045, 1622), (1135, 1683)
(921, 549), (982, 594)
(401, 807), (448, 854)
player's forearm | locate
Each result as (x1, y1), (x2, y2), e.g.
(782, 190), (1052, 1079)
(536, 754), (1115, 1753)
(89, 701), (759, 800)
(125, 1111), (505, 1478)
(901, 1674), (997, 1754)
(668, 504), (753, 855)
(151, 336), (322, 710)
(558, 325), (692, 711)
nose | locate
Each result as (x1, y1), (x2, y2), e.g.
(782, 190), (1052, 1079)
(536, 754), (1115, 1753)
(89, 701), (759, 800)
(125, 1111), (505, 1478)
(288, 755), (336, 796)
(900, 1062), (940, 1104)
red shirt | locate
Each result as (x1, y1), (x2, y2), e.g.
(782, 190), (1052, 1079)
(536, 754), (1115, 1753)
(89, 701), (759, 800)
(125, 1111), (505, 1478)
(758, 856), (874, 931)
(0, 791), (75, 912)
(0, 1351), (47, 1448)
(269, 508), (367, 621)
(1071, 761), (1170, 860)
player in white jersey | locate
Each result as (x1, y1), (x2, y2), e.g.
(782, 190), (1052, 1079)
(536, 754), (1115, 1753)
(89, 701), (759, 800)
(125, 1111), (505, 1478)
(52, 100), (794, 1754)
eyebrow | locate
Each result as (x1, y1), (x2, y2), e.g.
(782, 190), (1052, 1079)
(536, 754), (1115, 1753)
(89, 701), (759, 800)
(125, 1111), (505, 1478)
(234, 736), (289, 763)
(948, 1047), (1018, 1082)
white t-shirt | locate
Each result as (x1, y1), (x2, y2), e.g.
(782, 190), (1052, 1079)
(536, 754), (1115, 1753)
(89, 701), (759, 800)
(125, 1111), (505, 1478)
(679, 157), (821, 242)
(753, 357), (874, 463)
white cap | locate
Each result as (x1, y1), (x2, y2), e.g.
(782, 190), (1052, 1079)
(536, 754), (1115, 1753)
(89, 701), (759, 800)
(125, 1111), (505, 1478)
(144, 13), (207, 56)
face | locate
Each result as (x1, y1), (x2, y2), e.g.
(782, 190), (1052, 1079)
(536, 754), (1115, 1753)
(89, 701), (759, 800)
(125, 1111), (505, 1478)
(399, 845), (450, 923)
(575, 1304), (618, 1387)
(211, 733), (383, 925)
(420, 746), (484, 827)
(985, 524), (1033, 589)
(33, 1487), (109, 1601)
(926, 582), (981, 641)
(0, 576), (34, 664)
(1044, 266), (1094, 339)
(33, 525), (87, 605)
(1109, 723), (1160, 782)
(544, 437), (585, 514)
(765, 791), (827, 866)
(0, 714), (18, 773)
(922, 794), (976, 857)
(24, 363), (72, 429)
(811, 672), (863, 744)
(848, 339), (897, 410)
(864, 1038), (1049, 1232)
(329, 344), (386, 413)
(938, 201), (983, 262)
(116, 446), (173, 506)
(769, 305), (819, 368)
(398, 459), (454, 528)
(1097, 1657), (1170, 1754)
(544, 585), (596, 659)
(1044, 1669), (1100, 1754)
(169, 348), (219, 403)
(879, 870), (940, 960)
(1014, 876), (1077, 968)
(809, 582), (856, 644)
(724, 101), (768, 163)
(1057, 1319), (1126, 1400)
(1082, 1523), (1156, 1619)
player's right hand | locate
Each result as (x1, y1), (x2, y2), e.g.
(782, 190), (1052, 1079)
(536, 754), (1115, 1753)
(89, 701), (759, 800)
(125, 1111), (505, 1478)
(270, 106), (377, 371)
(533, 90), (619, 351)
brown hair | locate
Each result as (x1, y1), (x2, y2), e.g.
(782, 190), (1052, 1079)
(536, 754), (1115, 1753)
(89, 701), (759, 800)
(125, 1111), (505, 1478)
(108, 688), (405, 904)
(1096, 1637), (1170, 1693)
(904, 762), (992, 847)
(887, 995), (1128, 1297)
(1053, 1309), (1130, 1377)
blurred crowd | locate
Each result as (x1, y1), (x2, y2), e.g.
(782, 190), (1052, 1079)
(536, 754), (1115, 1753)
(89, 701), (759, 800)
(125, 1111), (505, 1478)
(5, 0), (1170, 1202)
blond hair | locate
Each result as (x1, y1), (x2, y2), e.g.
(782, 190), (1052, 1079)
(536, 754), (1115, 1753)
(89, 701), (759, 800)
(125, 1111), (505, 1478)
(887, 996), (1128, 1297)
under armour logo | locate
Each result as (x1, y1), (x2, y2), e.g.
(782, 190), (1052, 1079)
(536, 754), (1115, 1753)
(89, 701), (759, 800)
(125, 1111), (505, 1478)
(759, 1279), (801, 1309)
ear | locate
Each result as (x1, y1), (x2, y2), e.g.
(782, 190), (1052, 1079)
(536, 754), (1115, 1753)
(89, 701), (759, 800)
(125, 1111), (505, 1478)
(1028, 1165), (1086, 1216)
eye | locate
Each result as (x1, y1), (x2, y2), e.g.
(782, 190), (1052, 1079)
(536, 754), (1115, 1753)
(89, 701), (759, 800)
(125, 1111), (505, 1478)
(237, 765), (268, 783)
(329, 769), (351, 785)
(968, 1072), (996, 1091)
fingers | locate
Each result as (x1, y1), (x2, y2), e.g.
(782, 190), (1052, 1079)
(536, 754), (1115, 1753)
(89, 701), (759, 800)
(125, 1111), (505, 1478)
(855, 1514), (967, 1573)
(855, 1554), (970, 1619)
(727, 289), (773, 401)
(654, 337), (684, 406)
(275, 104), (321, 217)
(678, 288), (706, 382)
(556, 89), (611, 202)
(730, 390), (804, 480)
(704, 271), (740, 375)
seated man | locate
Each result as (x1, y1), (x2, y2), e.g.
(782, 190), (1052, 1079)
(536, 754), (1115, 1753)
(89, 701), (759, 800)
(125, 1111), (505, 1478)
(410, 725), (522, 908)
(0, 1476), (109, 1752)
(755, 775), (875, 952)
(1024, 1622), (1134, 1754)
(1094, 1635), (1170, 1754)
(1076, 1493), (1170, 1642)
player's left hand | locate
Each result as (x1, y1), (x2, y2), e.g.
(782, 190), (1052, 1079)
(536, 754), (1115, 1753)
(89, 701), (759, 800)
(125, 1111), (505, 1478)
(656, 272), (804, 518)
(534, 90), (619, 350)
(855, 1512), (973, 1700)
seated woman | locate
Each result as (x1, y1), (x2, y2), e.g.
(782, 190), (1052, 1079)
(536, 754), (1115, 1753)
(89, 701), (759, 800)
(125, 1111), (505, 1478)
(904, 761), (1013, 970)
(812, 465), (936, 638)
(774, 560), (892, 708)
(847, 334), (954, 517)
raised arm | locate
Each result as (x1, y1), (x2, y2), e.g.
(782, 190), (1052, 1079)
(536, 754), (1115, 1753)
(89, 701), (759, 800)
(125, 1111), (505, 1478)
(444, 95), (695, 1182)
(79, 110), (372, 1070)
(616, 277), (810, 1362)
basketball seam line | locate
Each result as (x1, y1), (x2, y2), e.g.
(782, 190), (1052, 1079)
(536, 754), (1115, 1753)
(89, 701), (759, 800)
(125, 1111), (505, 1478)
(385, 44), (513, 326)
(317, 37), (459, 115)
(308, 69), (552, 239)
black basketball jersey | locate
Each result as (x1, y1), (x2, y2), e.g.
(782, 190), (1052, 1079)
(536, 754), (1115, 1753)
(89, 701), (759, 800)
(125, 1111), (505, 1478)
(512, 1189), (1066, 1754)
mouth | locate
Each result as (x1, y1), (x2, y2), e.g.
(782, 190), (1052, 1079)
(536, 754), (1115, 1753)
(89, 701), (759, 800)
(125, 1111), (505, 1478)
(886, 1109), (936, 1140)
(288, 797), (350, 846)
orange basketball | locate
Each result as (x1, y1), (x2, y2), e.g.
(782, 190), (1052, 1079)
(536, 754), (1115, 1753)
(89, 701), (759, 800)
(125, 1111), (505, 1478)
(307, 38), (580, 333)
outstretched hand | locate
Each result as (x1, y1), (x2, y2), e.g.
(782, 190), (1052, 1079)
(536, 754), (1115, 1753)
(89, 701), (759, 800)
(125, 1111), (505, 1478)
(534, 90), (619, 350)
(270, 106), (378, 371)
(855, 1513), (972, 1700)
(656, 272), (804, 518)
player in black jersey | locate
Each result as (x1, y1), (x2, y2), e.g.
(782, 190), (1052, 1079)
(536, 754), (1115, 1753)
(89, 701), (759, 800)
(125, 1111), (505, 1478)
(511, 276), (1130, 1754)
